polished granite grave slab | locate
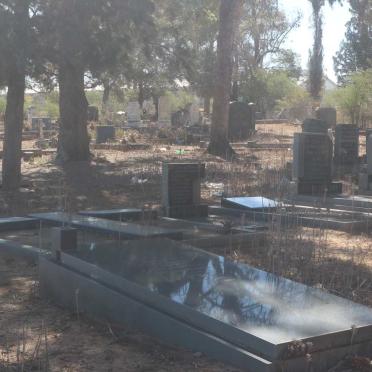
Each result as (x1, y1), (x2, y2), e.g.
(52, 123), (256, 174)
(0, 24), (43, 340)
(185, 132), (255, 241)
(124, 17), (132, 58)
(0, 217), (39, 231)
(222, 197), (277, 211)
(29, 212), (183, 240)
(63, 238), (372, 361)
(79, 208), (157, 221)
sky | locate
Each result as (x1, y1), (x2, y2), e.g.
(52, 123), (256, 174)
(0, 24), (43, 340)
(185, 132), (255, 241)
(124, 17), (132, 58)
(279, 0), (351, 82)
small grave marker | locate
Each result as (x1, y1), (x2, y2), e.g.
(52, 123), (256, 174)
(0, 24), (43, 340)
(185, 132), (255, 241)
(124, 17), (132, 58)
(96, 125), (115, 144)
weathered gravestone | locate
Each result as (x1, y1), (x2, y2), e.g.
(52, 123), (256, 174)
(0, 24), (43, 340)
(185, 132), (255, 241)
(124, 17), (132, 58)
(293, 132), (334, 195)
(228, 101), (256, 141)
(162, 162), (208, 218)
(302, 118), (328, 134)
(158, 96), (172, 126)
(316, 107), (337, 129)
(126, 101), (142, 127)
(87, 106), (99, 122)
(334, 124), (359, 170)
(96, 126), (116, 144)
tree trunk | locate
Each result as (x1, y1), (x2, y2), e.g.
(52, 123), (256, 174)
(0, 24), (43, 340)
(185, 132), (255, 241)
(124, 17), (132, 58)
(2, 72), (25, 190)
(308, 0), (324, 100)
(2, 0), (29, 190)
(57, 64), (90, 162)
(208, 0), (242, 159)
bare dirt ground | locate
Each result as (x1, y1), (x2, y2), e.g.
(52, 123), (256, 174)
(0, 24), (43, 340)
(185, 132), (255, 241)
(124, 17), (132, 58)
(0, 123), (371, 371)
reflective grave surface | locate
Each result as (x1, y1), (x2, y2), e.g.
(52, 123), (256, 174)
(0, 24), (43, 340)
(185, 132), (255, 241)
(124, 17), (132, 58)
(0, 227), (116, 250)
(30, 212), (183, 239)
(72, 239), (372, 345)
(222, 197), (277, 210)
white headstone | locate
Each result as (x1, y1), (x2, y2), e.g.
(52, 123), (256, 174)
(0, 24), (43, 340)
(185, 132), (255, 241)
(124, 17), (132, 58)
(158, 96), (172, 126)
(127, 101), (141, 127)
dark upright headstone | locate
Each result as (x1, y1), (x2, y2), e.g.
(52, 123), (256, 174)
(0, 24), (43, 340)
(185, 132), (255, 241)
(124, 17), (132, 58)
(228, 102), (255, 141)
(316, 107), (337, 129)
(293, 132), (333, 195)
(162, 162), (208, 218)
(334, 124), (359, 169)
(302, 118), (328, 134)
(96, 126), (115, 144)
(87, 106), (99, 122)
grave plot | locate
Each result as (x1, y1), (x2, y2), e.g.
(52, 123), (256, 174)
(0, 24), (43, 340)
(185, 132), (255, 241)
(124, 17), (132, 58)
(39, 238), (372, 372)
(212, 198), (372, 233)
(29, 212), (184, 240)
(79, 208), (158, 221)
(77, 206), (267, 250)
(221, 197), (277, 211)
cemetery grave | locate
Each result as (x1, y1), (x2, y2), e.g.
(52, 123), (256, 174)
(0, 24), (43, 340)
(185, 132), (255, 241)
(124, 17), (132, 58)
(0, 209), (371, 371)
(0, 1), (371, 369)
(0, 122), (372, 371)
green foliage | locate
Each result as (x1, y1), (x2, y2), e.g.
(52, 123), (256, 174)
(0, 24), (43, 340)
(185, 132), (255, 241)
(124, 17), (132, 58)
(323, 69), (372, 126)
(276, 84), (312, 121)
(239, 0), (301, 70)
(308, 0), (324, 100)
(86, 90), (126, 115)
(334, 0), (372, 84)
(164, 90), (195, 113)
(240, 69), (305, 116)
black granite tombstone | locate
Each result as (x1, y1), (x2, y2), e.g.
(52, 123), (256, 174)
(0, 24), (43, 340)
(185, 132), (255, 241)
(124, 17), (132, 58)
(96, 126), (115, 144)
(316, 107), (337, 129)
(334, 124), (359, 170)
(293, 132), (335, 195)
(162, 162), (208, 218)
(302, 118), (328, 134)
(228, 101), (255, 141)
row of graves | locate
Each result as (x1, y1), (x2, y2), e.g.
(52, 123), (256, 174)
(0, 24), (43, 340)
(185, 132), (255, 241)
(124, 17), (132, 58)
(292, 117), (359, 195)
(219, 112), (372, 233)
(95, 97), (256, 147)
(0, 162), (372, 371)
(286, 114), (372, 233)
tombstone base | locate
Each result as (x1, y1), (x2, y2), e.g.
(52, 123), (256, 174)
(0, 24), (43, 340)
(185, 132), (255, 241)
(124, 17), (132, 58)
(297, 181), (342, 196)
(164, 204), (208, 219)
